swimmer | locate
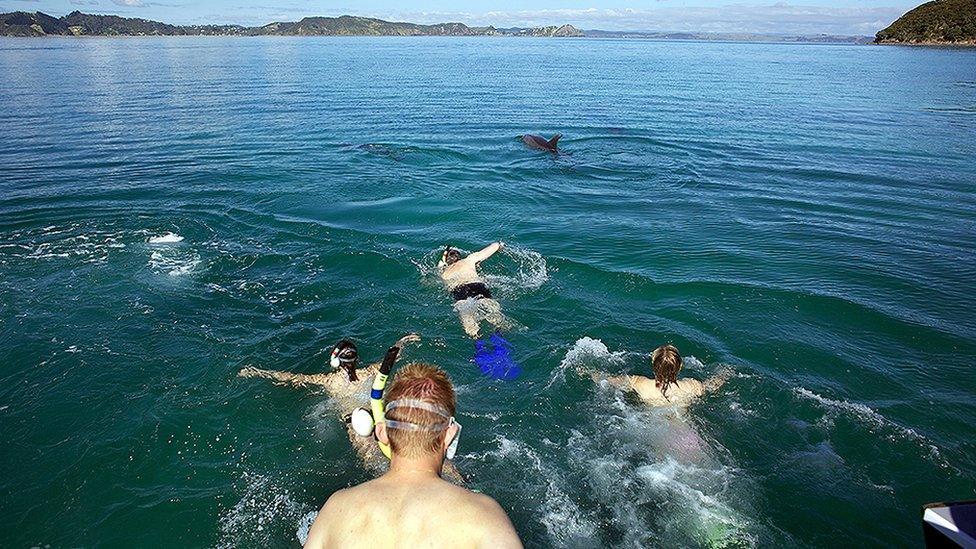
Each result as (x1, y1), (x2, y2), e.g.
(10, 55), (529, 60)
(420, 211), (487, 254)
(304, 363), (522, 549)
(238, 335), (461, 482)
(594, 344), (729, 407)
(439, 241), (508, 338)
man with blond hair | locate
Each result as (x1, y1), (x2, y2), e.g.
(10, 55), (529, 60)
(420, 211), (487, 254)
(303, 363), (522, 549)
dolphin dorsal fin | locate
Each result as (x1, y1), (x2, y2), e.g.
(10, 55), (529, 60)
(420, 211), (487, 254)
(548, 134), (562, 148)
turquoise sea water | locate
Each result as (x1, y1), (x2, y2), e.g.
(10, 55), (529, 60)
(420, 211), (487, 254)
(1, 36), (975, 547)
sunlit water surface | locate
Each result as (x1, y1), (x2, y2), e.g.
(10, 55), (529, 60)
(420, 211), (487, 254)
(1, 37), (975, 547)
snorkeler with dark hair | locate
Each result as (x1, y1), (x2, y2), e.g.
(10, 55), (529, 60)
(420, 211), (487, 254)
(238, 334), (462, 481)
(439, 241), (508, 339)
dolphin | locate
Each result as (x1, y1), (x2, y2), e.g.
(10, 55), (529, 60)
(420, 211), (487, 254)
(521, 133), (562, 152)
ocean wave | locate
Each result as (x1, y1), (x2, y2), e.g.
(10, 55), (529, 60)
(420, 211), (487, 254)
(494, 435), (602, 546)
(563, 388), (759, 548)
(148, 249), (201, 277)
(482, 246), (549, 296)
(792, 387), (945, 464)
(546, 336), (627, 389)
(296, 510), (318, 546)
(0, 223), (127, 265)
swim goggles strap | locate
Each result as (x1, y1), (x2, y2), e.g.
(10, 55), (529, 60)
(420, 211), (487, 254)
(384, 399), (452, 432)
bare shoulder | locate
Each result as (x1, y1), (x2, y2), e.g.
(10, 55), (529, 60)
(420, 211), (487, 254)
(460, 491), (522, 547)
(677, 378), (705, 395)
(304, 487), (354, 548)
(627, 375), (658, 398)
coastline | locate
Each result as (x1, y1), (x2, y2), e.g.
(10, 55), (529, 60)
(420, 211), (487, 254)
(0, 34), (875, 45)
(874, 40), (976, 47)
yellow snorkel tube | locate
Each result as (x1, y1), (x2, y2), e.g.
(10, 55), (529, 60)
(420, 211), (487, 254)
(370, 346), (400, 459)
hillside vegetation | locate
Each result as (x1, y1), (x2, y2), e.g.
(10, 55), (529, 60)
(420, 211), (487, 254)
(876, 0), (976, 44)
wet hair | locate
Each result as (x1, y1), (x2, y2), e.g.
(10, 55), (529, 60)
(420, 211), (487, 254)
(443, 246), (462, 265)
(651, 344), (683, 398)
(383, 363), (457, 458)
(334, 340), (359, 382)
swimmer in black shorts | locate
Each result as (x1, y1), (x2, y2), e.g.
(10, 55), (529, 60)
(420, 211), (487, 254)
(439, 242), (508, 338)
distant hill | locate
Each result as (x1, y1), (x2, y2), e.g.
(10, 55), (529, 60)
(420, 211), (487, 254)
(875, 0), (976, 44)
(0, 11), (68, 36)
(0, 11), (582, 38)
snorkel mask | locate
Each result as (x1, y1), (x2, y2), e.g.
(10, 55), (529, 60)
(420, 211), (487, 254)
(438, 246), (461, 269)
(330, 341), (359, 381)
(385, 399), (462, 460)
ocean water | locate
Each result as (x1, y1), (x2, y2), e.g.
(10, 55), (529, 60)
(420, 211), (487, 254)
(1, 36), (975, 547)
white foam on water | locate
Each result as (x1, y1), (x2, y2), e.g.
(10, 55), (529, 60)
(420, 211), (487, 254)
(148, 250), (201, 277)
(562, 377), (759, 548)
(296, 510), (318, 545)
(473, 435), (602, 546)
(5, 225), (128, 265)
(415, 244), (548, 297)
(546, 336), (627, 389)
(217, 472), (305, 549)
(482, 245), (549, 296)
(147, 232), (184, 244)
(792, 387), (945, 464)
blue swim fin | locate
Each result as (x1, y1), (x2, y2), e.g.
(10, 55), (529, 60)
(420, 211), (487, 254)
(473, 339), (493, 375)
(489, 333), (521, 380)
(474, 335), (521, 380)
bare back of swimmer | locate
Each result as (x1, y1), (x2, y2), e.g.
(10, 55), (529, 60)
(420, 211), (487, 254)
(594, 344), (729, 407)
(304, 363), (522, 549)
(439, 242), (508, 338)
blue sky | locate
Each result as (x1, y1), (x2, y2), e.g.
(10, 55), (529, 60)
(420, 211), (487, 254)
(1, 0), (916, 34)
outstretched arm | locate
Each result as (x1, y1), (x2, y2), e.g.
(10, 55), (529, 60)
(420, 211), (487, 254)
(703, 367), (733, 394)
(591, 372), (632, 391)
(238, 366), (328, 388)
(467, 241), (503, 264)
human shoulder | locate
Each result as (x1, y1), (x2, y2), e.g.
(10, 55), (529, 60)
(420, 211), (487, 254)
(627, 375), (658, 396)
(675, 378), (705, 396)
(304, 487), (356, 548)
(455, 491), (522, 548)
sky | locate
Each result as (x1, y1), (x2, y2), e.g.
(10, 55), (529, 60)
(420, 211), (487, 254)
(0, 0), (918, 35)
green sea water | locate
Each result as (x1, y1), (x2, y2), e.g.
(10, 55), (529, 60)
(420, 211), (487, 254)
(1, 37), (975, 547)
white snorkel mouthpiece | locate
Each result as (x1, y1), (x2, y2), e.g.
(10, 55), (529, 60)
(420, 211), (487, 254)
(350, 407), (375, 437)
(446, 417), (462, 460)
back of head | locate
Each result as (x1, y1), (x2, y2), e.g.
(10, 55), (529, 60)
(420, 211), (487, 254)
(333, 339), (359, 381)
(444, 246), (461, 265)
(384, 363), (457, 458)
(443, 246), (462, 265)
(651, 344), (682, 398)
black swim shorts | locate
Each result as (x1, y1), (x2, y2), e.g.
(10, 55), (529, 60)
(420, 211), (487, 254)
(451, 282), (493, 301)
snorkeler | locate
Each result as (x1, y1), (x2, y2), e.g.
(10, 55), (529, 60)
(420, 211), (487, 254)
(439, 241), (507, 339)
(595, 344), (728, 407)
(238, 334), (461, 481)
(303, 362), (522, 549)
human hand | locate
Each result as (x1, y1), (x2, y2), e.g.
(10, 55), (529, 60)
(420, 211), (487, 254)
(238, 366), (259, 378)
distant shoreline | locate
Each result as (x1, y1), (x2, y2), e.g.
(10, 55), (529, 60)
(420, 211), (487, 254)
(0, 35), (878, 46)
(875, 40), (976, 48)
(0, 11), (872, 44)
